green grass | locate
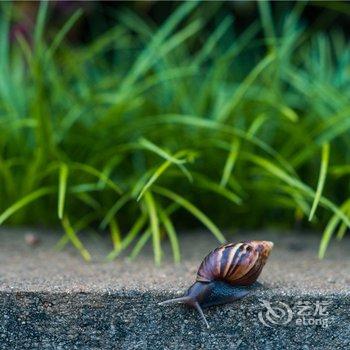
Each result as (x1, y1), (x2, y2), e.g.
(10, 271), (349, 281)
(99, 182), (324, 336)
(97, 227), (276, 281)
(0, 1), (350, 263)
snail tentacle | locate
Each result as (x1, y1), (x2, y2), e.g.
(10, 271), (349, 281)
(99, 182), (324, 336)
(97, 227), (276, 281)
(158, 296), (192, 306)
(194, 302), (209, 328)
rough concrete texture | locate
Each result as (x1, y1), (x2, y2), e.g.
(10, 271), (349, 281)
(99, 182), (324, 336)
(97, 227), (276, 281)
(0, 228), (349, 349)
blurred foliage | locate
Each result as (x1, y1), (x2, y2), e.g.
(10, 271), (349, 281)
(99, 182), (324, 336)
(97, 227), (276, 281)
(0, 1), (350, 263)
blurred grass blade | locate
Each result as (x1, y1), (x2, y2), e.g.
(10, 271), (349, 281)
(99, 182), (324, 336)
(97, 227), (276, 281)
(194, 173), (242, 205)
(73, 192), (101, 210)
(336, 201), (350, 240)
(34, 1), (49, 50)
(100, 193), (130, 230)
(258, 0), (276, 50)
(319, 214), (340, 259)
(144, 191), (162, 265)
(109, 218), (122, 251)
(107, 203), (180, 261)
(153, 186), (226, 243)
(158, 203), (180, 263)
(216, 54), (275, 121)
(139, 138), (192, 182)
(61, 216), (91, 261)
(0, 3), (10, 70)
(0, 187), (54, 225)
(194, 16), (233, 65)
(139, 138), (185, 164)
(107, 214), (147, 261)
(309, 143), (330, 221)
(330, 165), (350, 177)
(129, 229), (152, 260)
(137, 150), (189, 201)
(220, 138), (240, 187)
(122, 0), (198, 88)
(47, 9), (83, 58)
(72, 162), (122, 194)
(137, 160), (172, 201)
(150, 114), (296, 177)
(248, 155), (350, 228)
(55, 212), (99, 252)
(58, 163), (68, 219)
(247, 114), (268, 137)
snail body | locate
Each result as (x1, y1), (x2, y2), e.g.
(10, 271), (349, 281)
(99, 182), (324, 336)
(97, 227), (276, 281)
(159, 240), (273, 328)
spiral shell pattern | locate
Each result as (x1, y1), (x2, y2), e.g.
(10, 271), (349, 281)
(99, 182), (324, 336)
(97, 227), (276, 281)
(196, 240), (273, 286)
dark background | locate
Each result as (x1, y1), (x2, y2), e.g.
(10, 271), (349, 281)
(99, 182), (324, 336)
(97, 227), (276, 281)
(11, 1), (350, 46)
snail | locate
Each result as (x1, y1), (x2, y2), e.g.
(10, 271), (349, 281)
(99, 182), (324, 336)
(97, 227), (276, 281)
(159, 240), (273, 328)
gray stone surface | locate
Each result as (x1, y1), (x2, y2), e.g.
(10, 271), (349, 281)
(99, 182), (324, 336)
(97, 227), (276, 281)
(0, 228), (349, 349)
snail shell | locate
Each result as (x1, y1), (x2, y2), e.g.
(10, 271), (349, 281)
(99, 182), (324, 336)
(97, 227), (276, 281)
(196, 240), (273, 285)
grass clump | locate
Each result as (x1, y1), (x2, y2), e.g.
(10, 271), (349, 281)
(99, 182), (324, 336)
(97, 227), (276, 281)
(0, 2), (350, 263)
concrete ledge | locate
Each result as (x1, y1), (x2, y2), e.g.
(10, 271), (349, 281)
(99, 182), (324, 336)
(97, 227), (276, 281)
(0, 229), (349, 349)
